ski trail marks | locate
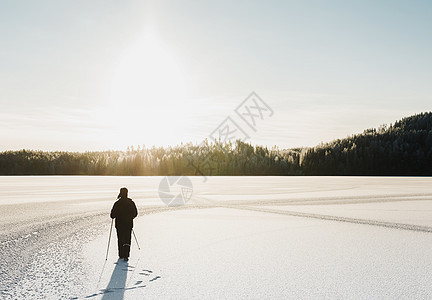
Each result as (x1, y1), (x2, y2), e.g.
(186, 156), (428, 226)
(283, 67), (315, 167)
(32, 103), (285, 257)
(230, 205), (432, 233)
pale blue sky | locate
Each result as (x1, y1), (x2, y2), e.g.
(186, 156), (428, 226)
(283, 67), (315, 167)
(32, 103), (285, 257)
(1, 0), (431, 151)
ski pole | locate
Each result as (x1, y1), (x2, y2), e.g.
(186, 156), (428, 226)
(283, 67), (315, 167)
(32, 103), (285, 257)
(132, 229), (141, 250)
(105, 219), (114, 260)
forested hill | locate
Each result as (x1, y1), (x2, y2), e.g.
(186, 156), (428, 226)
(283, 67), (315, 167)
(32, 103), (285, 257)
(1, 112), (431, 176)
(300, 112), (432, 175)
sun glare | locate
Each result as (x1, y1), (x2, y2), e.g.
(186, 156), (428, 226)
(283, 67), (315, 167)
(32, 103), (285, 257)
(103, 31), (194, 147)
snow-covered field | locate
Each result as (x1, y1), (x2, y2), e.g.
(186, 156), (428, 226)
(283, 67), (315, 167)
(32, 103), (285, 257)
(1, 176), (432, 299)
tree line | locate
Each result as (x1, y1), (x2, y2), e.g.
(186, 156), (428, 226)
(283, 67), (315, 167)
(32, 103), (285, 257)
(1, 112), (431, 176)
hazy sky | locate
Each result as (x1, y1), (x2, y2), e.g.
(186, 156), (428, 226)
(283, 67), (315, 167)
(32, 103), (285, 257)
(1, 0), (431, 151)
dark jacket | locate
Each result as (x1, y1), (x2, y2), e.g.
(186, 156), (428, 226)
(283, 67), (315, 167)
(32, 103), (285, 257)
(110, 197), (138, 228)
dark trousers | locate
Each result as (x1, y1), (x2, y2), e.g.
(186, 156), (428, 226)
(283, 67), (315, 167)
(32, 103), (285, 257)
(116, 226), (132, 258)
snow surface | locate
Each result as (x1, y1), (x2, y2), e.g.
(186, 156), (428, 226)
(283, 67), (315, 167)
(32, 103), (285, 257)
(1, 176), (432, 299)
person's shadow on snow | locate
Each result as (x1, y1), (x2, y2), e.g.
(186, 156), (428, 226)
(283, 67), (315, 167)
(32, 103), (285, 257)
(101, 259), (128, 300)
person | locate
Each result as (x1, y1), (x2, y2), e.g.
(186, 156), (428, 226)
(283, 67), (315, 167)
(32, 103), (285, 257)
(110, 187), (138, 261)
